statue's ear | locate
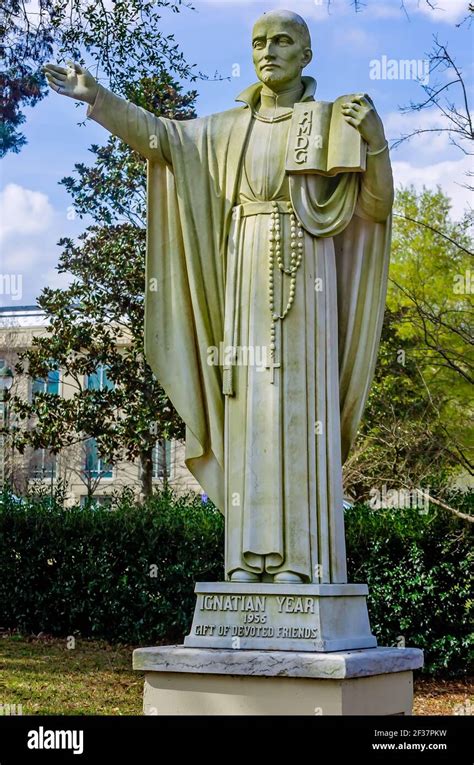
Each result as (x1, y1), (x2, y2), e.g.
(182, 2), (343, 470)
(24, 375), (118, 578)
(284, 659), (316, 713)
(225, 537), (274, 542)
(302, 48), (313, 68)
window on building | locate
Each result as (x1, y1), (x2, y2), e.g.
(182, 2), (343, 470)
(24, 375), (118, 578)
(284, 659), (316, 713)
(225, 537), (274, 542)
(83, 438), (113, 479)
(86, 365), (114, 391)
(29, 449), (56, 480)
(152, 440), (171, 479)
(32, 368), (60, 397)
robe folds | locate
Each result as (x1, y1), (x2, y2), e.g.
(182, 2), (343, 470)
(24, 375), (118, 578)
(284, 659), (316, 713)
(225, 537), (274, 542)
(88, 77), (392, 582)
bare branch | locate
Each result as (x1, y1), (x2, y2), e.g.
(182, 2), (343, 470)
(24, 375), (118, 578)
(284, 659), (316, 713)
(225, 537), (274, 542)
(416, 489), (474, 522)
(393, 212), (474, 256)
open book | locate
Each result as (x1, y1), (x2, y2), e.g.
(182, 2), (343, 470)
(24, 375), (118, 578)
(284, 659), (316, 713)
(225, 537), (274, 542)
(286, 95), (367, 176)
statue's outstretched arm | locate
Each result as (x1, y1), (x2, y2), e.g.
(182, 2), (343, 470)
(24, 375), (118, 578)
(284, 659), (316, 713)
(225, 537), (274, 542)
(44, 62), (171, 165)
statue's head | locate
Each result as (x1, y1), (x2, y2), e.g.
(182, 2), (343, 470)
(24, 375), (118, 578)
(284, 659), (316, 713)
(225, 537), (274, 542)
(252, 10), (312, 90)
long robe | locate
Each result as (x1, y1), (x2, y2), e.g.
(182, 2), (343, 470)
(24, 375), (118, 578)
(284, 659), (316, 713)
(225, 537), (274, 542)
(88, 77), (393, 584)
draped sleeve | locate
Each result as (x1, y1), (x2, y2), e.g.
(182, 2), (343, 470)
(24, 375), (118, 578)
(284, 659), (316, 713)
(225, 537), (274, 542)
(289, 170), (392, 463)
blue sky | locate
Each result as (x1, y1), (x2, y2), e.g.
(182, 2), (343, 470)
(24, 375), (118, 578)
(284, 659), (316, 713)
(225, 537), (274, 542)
(1, 0), (472, 306)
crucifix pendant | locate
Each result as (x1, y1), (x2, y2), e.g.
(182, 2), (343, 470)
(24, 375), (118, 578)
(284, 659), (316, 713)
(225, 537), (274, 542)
(266, 354), (281, 384)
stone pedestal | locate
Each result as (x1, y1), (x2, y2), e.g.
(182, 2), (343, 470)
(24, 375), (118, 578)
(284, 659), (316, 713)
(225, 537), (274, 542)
(184, 581), (377, 651)
(133, 646), (424, 716)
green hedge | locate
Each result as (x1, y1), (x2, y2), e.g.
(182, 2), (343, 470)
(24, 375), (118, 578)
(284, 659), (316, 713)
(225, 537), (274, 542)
(346, 498), (473, 676)
(0, 489), (472, 675)
(0, 490), (223, 645)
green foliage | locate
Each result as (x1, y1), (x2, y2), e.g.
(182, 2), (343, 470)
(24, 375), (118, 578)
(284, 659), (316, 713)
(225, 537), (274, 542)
(389, 188), (473, 468)
(345, 494), (473, 676)
(1, 0), (196, 155)
(0, 488), (224, 644)
(12, 223), (184, 489)
(1, 1), (53, 155)
(11, 76), (196, 497)
(0, 489), (472, 675)
(345, 307), (454, 499)
(60, 75), (197, 226)
(346, 187), (474, 499)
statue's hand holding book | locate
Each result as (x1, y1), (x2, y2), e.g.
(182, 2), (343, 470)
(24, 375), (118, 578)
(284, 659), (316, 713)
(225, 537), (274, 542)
(286, 93), (386, 177)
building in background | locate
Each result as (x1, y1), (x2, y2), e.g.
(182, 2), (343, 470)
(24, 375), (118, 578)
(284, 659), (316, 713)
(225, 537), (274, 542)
(0, 306), (202, 506)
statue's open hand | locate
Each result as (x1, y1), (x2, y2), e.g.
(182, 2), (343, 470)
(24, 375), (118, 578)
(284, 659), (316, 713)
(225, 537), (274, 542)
(44, 61), (99, 106)
(341, 94), (386, 152)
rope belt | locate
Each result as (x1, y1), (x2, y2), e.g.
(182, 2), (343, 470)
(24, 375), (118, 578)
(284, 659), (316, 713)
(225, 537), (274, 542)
(224, 198), (303, 396)
(232, 200), (293, 219)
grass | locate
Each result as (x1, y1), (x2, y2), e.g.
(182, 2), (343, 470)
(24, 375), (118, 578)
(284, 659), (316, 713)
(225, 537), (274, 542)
(0, 635), (142, 715)
(0, 635), (472, 716)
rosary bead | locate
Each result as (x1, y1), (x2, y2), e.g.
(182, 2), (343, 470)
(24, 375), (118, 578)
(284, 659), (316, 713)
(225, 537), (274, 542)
(267, 204), (304, 370)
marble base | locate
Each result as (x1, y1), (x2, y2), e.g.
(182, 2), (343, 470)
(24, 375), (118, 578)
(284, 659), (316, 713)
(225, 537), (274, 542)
(184, 581), (377, 651)
(133, 646), (424, 716)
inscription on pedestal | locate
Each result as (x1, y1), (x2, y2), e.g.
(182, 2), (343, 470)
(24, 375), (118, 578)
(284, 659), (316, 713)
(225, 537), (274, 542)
(184, 583), (377, 652)
(195, 594), (319, 641)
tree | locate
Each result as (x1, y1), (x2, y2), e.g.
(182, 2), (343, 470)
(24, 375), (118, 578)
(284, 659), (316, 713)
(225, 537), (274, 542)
(11, 76), (196, 501)
(389, 187), (473, 472)
(394, 34), (474, 195)
(60, 74), (197, 227)
(327, 0), (472, 19)
(1, 0), (196, 155)
(12, 223), (184, 501)
(345, 186), (473, 506)
(344, 305), (454, 501)
(1, 1), (53, 155)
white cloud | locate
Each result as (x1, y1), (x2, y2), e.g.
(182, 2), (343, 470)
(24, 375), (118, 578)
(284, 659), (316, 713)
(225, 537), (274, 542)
(201, 0), (468, 24)
(334, 25), (373, 49)
(0, 184), (72, 305)
(1, 244), (45, 274)
(370, 4), (401, 19)
(0, 184), (54, 242)
(412, 0), (469, 24)
(385, 109), (453, 156)
(369, 0), (468, 23)
(41, 268), (72, 291)
(199, 0), (336, 21)
(392, 155), (473, 218)
(385, 95), (473, 219)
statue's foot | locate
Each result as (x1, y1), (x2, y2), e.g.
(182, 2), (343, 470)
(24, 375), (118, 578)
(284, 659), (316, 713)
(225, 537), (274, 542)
(273, 571), (305, 583)
(230, 569), (260, 582)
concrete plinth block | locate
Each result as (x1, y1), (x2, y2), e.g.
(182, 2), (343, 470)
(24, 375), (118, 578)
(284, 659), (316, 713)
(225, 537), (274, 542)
(133, 645), (424, 716)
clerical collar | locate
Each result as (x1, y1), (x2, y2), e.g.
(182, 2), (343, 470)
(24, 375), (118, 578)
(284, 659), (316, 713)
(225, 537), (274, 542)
(235, 76), (317, 110)
(260, 83), (304, 109)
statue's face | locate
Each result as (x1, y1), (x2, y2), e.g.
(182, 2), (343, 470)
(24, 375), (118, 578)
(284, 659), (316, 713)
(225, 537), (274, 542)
(252, 16), (312, 89)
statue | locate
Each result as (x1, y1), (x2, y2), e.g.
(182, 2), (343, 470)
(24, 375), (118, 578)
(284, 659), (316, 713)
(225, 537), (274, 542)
(45, 10), (392, 602)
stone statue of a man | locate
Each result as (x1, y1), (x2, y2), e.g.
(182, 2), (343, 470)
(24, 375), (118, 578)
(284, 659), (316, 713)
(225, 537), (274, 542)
(45, 10), (393, 587)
